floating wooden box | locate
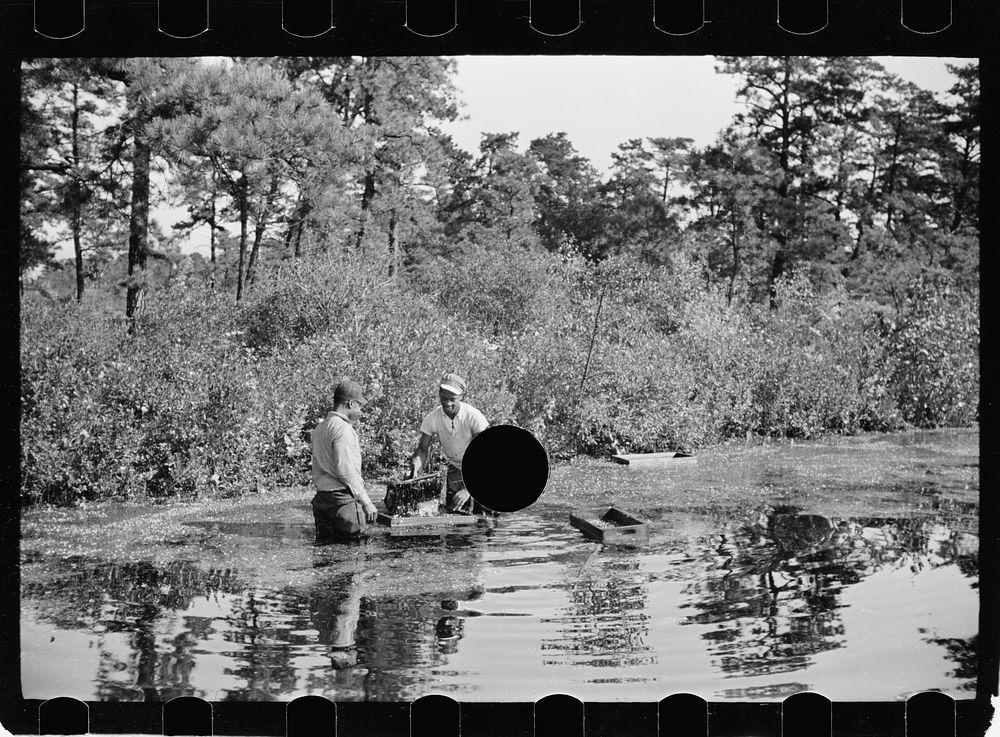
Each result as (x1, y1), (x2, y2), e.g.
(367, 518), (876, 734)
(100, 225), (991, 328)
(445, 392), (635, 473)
(376, 512), (480, 527)
(610, 451), (696, 466)
(569, 506), (650, 545)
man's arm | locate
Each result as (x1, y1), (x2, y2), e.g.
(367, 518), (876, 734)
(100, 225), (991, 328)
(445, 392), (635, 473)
(408, 432), (433, 478)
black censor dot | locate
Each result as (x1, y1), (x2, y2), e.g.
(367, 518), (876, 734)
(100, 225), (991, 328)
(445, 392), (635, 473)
(462, 425), (548, 513)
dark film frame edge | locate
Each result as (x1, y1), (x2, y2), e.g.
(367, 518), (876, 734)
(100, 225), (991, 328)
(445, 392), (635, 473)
(0, 1), (994, 735)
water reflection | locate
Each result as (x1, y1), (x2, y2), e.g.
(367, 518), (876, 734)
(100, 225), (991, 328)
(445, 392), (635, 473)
(23, 534), (490, 701)
(21, 560), (247, 701)
(679, 508), (978, 694)
(22, 505), (978, 700)
(928, 634), (978, 692)
(542, 557), (656, 670)
(21, 431), (980, 701)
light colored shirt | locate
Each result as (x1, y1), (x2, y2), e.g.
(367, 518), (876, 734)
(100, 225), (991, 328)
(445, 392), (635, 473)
(311, 411), (371, 505)
(419, 403), (489, 470)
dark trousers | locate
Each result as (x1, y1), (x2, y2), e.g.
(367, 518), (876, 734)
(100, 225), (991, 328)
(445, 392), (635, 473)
(312, 490), (368, 538)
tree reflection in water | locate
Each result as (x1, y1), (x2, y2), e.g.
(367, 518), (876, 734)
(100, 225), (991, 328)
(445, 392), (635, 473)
(21, 504), (977, 700)
(346, 536), (486, 701)
(927, 634), (977, 691)
(542, 557), (655, 670)
(21, 560), (248, 701)
(23, 537), (488, 701)
(531, 503), (977, 693)
(681, 506), (978, 689)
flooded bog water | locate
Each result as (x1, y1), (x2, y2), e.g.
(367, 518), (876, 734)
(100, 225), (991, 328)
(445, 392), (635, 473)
(20, 429), (979, 702)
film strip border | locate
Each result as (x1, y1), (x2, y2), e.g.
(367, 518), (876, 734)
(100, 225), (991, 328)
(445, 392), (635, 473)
(15, 0), (966, 38)
(1, 1), (995, 736)
(8, 692), (987, 736)
(0, 0), (989, 52)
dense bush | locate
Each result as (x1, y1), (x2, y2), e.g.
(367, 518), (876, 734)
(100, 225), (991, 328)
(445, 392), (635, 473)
(888, 273), (979, 427)
(21, 301), (143, 504)
(20, 247), (979, 506)
(244, 255), (517, 481)
(20, 286), (257, 504)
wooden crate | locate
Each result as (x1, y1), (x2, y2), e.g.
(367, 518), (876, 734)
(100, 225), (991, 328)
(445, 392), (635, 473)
(569, 506), (650, 545)
(383, 474), (443, 515)
(610, 451), (696, 466)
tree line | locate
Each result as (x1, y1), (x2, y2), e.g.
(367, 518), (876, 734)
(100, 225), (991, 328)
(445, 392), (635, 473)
(19, 56), (979, 505)
(21, 56), (978, 311)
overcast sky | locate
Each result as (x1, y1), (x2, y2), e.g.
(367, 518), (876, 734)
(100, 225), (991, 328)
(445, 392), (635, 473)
(440, 56), (972, 173)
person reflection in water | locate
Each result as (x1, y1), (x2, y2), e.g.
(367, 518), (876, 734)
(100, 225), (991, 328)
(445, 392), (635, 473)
(311, 571), (365, 671)
(436, 598), (465, 655)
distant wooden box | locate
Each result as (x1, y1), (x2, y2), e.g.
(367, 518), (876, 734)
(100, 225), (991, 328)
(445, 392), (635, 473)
(610, 451), (696, 466)
(569, 506), (650, 545)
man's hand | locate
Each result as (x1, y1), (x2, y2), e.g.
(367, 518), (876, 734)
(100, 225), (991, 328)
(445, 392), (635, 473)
(362, 500), (378, 523)
(448, 489), (473, 514)
(408, 458), (421, 480)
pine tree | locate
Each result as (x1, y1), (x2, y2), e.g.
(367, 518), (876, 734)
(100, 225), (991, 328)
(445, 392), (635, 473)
(20, 59), (128, 300)
(158, 61), (349, 301)
(527, 132), (606, 255)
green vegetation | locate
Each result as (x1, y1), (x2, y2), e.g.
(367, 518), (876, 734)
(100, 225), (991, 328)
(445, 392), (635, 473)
(20, 56), (979, 505)
(21, 247), (978, 506)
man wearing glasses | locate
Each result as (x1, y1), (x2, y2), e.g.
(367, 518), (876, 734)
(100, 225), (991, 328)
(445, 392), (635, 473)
(408, 372), (490, 513)
(311, 380), (379, 539)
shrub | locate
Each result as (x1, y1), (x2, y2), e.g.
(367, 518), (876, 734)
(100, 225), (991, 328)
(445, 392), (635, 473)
(412, 243), (584, 337)
(236, 251), (518, 483)
(19, 247), (978, 506)
(888, 273), (979, 427)
(667, 271), (905, 441)
(21, 300), (144, 504)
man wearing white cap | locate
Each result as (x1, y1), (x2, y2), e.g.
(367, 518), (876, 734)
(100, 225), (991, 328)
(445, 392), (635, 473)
(408, 372), (489, 513)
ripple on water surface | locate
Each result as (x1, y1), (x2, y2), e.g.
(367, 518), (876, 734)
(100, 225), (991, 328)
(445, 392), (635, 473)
(21, 429), (979, 701)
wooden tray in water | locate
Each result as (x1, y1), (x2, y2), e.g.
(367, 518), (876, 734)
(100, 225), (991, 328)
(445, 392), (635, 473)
(610, 451), (696, 466)
(569, 506), (650, 545)
(376, 512), (483, 528)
